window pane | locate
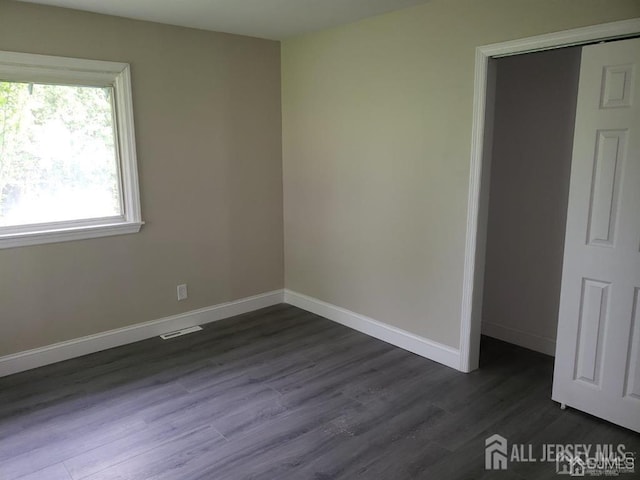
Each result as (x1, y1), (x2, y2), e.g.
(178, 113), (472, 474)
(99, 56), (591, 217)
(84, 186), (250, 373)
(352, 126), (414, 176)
(0, 82), (121, 227)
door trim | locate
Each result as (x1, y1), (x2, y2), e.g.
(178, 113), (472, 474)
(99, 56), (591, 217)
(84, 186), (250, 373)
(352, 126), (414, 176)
(459, 18), (640, 373)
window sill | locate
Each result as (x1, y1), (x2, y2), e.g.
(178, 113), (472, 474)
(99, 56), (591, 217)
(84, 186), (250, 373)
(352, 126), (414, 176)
(0, 221), (144, 249)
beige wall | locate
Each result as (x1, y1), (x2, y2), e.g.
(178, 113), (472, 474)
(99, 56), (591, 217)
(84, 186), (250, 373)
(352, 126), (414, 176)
(0, 0), (283, 356)
(282, 0), (640, 348)
(481, 47), (581, 354)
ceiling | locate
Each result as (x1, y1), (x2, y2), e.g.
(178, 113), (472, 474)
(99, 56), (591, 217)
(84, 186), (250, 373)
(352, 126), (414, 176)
(17, 0), (432, 40)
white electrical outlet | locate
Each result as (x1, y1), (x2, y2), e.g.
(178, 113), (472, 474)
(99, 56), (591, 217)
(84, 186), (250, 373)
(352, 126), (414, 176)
(177, 284), (188, 301)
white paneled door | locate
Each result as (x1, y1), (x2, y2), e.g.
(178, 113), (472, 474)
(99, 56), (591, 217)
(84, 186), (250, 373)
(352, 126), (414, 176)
(553, 37), (640, 432)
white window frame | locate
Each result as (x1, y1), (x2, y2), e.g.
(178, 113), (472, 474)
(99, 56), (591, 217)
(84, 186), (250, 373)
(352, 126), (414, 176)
(0, 50), (143, 249)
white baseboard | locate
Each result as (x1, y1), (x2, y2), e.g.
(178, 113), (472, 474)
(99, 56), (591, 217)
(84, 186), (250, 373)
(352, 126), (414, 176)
(284, 289), (461, 370)
(0, 289), (284, 378)
(481, 320), (556, 356)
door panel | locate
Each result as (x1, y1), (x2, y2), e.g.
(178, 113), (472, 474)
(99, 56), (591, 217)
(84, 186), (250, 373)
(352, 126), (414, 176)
(586, 129), (625, 247)
(553, 37), (640, 433)
(624, 288), (640, 399)
(574, 278), (609, 386)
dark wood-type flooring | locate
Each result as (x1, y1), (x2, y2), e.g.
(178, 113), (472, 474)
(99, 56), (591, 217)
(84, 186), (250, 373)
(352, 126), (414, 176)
(1, 304), (638, 479)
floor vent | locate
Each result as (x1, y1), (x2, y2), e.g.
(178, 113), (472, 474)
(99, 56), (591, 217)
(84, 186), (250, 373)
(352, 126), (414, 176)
(160, 326), (203, 340)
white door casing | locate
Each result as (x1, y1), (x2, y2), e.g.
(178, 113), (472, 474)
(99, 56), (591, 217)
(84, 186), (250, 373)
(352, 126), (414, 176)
(460, 19), (640, 374)
(552, 37), (640, 433)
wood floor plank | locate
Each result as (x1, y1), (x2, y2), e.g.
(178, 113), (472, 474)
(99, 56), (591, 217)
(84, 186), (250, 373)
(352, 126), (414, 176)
(82, 425), (225, 480)
(0, 305), (638, 480)
(286, 400), (450, 480)
(63, 420), (216, 479)
(0, 417), (147, 478)
(14, 463), (72, 480)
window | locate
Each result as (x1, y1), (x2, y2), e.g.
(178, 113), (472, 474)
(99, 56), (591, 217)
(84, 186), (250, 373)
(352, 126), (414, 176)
(0, 51), (142, 248)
